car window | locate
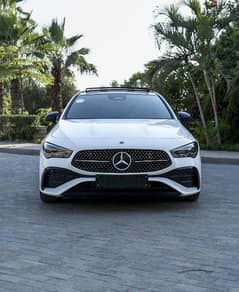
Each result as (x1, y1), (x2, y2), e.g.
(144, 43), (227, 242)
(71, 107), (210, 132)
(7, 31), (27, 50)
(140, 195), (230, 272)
(64, 93), (173, 119)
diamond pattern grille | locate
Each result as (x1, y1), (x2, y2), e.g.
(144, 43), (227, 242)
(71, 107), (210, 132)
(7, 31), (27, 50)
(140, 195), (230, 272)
(72, 149), (172, 173)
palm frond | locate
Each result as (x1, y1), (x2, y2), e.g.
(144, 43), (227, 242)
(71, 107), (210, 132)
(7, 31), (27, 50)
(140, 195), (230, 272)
(66, 34), (83, 47)
(185, 0), (202, 19)
(65, 52), (97, 75)
(48, 18), (65, 45)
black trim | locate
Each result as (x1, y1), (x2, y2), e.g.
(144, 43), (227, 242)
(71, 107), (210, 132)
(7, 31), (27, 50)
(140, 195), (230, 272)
(161, 167), (200, 188)
(63, 180), (180, 196)
(42, 167), (83, 189)
(85, 87), (150, 93)
(41, 167), (200, 194)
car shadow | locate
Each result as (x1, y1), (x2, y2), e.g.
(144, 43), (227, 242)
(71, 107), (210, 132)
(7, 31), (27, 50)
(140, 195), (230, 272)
(40, 192), (201, 214)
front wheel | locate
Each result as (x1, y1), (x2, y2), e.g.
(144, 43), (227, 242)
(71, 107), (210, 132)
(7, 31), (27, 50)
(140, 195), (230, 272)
(40, 192), (62, 203)
(180, 192), (200, 202)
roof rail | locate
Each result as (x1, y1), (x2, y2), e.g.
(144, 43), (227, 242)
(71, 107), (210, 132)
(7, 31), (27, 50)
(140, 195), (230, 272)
(85, 87), (150, 93)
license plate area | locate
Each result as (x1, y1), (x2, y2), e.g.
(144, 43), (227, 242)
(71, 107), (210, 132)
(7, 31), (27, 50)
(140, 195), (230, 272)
(96, 175), (148, 190)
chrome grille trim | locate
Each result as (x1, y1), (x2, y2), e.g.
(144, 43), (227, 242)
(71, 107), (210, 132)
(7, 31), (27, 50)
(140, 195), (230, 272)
(134, 160), (169, 163)
(72, 149), (172, 173)
(74, 160), (110, 163)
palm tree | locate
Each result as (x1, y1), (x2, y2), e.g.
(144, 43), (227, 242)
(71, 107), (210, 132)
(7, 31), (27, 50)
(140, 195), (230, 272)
(153, 0), (233, 145)
(0, 45), (15, 114)
(0, 0), (52, 114)
(44, 19), (97, 112)
(0, 0), (27, 114)
(145, 56), (210, 146)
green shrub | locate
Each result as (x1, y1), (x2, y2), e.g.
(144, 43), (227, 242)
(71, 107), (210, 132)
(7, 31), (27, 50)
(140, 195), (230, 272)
(220, 119), (232, 144)
(36, 107), (52, 126)
(191, 126), (206, 145)
(0, 115), (40, 141)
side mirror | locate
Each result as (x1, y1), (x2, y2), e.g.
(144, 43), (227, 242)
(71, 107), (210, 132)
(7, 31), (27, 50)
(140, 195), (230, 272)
(45, 111), (59, 124)
(178, 111), (193, 122)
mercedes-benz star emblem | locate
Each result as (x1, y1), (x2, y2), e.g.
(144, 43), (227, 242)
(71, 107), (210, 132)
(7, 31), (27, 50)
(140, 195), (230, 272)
(112, 152), (132, 171)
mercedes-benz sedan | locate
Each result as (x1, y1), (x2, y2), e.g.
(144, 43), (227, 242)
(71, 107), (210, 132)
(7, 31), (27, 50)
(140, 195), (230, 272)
(40, 87), (201, 203)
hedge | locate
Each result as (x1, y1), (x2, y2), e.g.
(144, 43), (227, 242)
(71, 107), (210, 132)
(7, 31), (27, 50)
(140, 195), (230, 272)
(0, 115), (40, 141)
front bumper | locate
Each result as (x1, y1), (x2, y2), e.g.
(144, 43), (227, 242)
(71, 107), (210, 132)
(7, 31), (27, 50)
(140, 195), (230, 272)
(40, 165), (201, 198)
(40, 146), (201, 197)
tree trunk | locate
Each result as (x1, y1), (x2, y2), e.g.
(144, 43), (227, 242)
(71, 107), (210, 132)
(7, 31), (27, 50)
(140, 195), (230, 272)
(19, 77), (25, 113)
(203, 69), (221, 146)
(211, 75), (221, 145)
(188, 72), (210, 147)
(0, 82), (4, 115)
(11, 78), (22, 114)
(51, 63), (63, 113)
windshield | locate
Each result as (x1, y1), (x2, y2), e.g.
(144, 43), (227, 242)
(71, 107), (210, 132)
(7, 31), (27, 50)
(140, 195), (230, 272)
(64, 93), (173, 119)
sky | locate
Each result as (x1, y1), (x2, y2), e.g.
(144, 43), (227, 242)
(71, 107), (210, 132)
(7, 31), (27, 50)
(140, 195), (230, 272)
(23, 0), (180, 89)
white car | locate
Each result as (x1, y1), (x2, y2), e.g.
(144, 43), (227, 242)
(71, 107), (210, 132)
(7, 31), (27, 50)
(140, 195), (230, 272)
(40, 87), (201, 203)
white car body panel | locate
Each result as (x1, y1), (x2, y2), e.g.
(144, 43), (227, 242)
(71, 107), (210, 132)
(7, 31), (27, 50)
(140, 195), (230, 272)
(49, 119), (193, 150)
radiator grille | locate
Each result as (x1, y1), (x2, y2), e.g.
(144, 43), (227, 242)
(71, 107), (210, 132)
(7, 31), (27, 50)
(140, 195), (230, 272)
(72, 149), (172, 173)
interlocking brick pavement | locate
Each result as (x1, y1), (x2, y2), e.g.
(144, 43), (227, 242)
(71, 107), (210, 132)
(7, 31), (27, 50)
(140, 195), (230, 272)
(0, 153), (239, 291)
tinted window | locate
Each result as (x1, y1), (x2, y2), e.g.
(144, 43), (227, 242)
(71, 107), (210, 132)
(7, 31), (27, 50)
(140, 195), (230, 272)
(65, 93), (173, 119)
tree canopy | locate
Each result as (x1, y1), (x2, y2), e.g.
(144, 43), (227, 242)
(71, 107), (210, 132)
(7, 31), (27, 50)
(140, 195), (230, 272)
(0, 0), (97, 114)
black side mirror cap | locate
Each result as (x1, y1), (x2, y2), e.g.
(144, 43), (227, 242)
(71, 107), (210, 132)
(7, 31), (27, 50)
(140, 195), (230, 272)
(45, 111), (59, 124)
(178, 111), (193, 122)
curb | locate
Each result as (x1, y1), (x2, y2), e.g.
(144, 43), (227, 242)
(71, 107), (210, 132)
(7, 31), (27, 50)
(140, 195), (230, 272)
(0, 148), (40, 156)
(0, 147), (239, 165)
(201, 156), (239, 165)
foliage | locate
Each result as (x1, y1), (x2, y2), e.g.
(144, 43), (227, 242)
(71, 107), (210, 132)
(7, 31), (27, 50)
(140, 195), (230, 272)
(0, 46), (52, 84)
(0, 114), (40, 140)
(110, 80), (120, 87)
(0, 1), (96, 118)
(3, 91), (11, 114)
(36, 107), (52, 126)
(152, 0), (235, 146)
(22, 78), (78, 114)
(122, 72), (148, 88)
(0, 0), (53, 114)
(216, 22), (239, 143)
(43, 18), (97, 112)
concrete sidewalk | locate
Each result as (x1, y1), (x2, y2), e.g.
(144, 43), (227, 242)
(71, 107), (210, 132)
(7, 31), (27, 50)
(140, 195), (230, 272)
(0, 142), (239, 165)
(0, 142), (40, 156)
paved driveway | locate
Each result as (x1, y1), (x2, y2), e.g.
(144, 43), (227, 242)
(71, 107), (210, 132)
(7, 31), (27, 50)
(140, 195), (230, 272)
(0, 153), (239, 292)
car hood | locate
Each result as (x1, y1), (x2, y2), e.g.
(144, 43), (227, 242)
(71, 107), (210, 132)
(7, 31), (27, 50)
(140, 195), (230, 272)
(47, 119), (195, 151)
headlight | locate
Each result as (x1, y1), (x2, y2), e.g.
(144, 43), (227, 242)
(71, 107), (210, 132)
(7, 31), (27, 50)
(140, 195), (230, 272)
(43, 142), (73, 159)
(171, 142), (198, 158)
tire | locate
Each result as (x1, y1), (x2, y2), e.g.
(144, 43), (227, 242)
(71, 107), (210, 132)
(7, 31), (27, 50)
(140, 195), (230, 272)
(40, 192), (62, 203)
(180, 192), (200, 202)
